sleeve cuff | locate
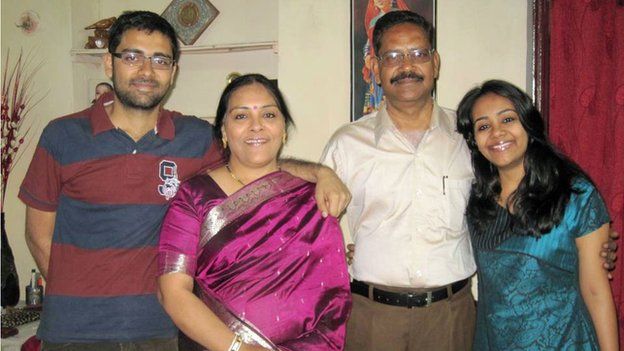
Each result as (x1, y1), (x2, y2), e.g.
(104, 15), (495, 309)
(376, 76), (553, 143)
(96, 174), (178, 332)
(18, 187), (58, 212)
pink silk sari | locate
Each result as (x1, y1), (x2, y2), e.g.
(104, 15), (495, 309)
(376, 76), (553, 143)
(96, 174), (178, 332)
(159, 171), (351, 350)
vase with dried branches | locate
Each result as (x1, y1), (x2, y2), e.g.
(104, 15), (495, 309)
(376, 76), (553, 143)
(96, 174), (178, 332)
(1, 50), (43, 307)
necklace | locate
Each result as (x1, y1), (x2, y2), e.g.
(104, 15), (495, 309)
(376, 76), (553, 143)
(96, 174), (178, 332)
(225, 164), (245, 185)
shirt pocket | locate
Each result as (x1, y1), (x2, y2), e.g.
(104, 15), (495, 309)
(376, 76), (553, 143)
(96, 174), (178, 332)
(443, 177), (472, 235)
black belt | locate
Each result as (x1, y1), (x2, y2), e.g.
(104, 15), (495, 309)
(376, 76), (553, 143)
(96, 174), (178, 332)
(350, 278), (469, 308)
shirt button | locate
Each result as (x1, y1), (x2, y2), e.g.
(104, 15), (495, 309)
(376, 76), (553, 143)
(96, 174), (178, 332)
(132, 149), (137, 154)
(415, 189), (423, 196)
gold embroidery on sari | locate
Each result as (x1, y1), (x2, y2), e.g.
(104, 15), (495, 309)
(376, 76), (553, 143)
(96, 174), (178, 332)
(199, 173), (303, 248)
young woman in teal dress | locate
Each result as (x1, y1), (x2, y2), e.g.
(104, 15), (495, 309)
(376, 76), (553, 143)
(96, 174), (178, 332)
(456, 80), (618, 350)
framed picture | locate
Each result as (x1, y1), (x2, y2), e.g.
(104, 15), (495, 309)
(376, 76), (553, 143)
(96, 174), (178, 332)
(162, 0), (220, 45)
(351, 0), (436, 120)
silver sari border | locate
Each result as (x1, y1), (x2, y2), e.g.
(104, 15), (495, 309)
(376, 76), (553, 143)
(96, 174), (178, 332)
(158, 251), (196, 276)
(197, 282), (279, 350)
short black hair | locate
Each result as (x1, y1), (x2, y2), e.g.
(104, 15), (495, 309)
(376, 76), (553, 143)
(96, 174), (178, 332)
(373, 10), (435, 55)
(214, 73), (294, 141)
(108, 11), (180, 62)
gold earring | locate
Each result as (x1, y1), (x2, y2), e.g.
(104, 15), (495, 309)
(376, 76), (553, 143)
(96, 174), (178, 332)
(282, 133), (287, 144)
(222, 137), (227, 149)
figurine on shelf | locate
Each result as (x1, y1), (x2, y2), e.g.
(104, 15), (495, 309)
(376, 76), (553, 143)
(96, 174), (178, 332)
(84, 17), (116, 49)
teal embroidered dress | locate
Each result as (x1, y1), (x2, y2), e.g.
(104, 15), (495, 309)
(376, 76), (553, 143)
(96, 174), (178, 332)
(471, 179), (610, 350)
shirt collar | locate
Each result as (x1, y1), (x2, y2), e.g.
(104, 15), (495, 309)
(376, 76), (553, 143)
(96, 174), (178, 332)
(373, 103), (393, 143)
(373, 101), (455, 145)
(90, 91), (176, 140)
(431, 103), (456, 138)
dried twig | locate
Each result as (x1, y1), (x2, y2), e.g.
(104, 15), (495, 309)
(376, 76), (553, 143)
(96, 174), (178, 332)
(1, 49), (44, 210)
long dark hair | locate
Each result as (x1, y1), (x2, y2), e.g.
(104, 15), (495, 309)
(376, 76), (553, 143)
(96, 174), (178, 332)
(456, 80), (588, 237)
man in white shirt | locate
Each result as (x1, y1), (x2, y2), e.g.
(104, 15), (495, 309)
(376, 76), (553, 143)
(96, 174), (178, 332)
(321, 10), (475, 350)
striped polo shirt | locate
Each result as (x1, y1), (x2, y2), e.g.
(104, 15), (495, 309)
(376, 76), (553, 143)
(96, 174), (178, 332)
(19, 93), (223, 343)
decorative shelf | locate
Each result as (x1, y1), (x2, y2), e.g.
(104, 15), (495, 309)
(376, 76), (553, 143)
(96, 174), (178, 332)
(70, 41), (278, 63)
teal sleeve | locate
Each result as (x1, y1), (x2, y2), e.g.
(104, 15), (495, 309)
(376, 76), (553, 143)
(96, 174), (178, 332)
(571, 180), (611, 238)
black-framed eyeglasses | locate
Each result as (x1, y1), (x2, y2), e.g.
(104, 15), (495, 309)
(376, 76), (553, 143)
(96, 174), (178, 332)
(377, 48), (434, 67)
(111, 52), (175, 70)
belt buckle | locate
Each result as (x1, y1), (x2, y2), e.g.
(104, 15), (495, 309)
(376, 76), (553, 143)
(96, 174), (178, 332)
(406, 291), (432, 308)
(406, 292), (416, 309)
(425, 291), (432, 307)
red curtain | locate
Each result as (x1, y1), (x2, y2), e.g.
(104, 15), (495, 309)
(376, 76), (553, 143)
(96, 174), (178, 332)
(549, 0), (624, 343)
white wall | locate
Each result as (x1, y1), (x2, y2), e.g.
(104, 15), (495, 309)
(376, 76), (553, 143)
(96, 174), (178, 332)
(165, 0), (279, 118)
(2, 0), (528, 292)
(1, 0), (74, 287)
(436, 0), (529, 108)
(278, 0), (351, 160)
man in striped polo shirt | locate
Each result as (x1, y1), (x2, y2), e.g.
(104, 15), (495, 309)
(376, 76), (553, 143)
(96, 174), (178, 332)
(19, 11), (349, 351)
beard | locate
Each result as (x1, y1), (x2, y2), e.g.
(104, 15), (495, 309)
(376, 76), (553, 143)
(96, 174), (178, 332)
(112, 71), (170, 111)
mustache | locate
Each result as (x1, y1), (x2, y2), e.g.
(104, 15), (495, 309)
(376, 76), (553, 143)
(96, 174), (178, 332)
(130, 78), (159, 87)
(390, 71), (424, 84)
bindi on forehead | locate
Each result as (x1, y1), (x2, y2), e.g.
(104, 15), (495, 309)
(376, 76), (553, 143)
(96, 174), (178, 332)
(253, 105), (258, 110)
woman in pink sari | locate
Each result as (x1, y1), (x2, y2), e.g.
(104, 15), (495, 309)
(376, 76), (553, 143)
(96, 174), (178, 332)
(158, 74), (351, 351)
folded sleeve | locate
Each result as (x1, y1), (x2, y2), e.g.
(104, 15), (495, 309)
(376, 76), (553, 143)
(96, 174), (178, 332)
(571, 180), (611, 238)
(158, 181), (202, 276)
(319, 135), (346, 181)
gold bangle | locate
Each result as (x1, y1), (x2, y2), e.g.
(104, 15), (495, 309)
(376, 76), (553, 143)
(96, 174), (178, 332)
(228, 334), (243, 351)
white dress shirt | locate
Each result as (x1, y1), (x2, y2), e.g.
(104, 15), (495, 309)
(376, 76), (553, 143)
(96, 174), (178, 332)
(321, 103), (476, 288)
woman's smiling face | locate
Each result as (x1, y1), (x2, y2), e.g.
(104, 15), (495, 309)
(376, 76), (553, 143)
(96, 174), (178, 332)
(471, 93), (529, 177)
(222, 83), (286, 171)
